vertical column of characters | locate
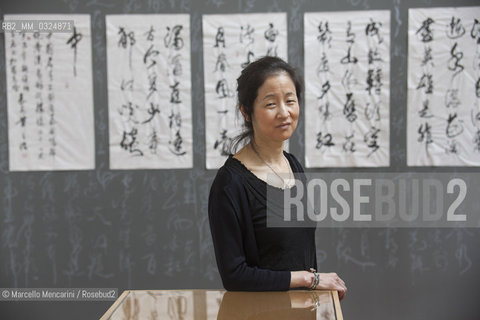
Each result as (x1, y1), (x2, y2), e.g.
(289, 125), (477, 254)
(8, 31), (26, 158)
(33, 31), (46, 160)
(472, 18), (480, 152)
(340, 20), (359, 155)
(142, 24), (161, 156)
(444, 15), (467, 154)
(45, 32), (56, 158)
(415, 16), (435, 153)
(164, 24), (187, 156)
(117, 26), (143, 157)
(66, 26), (82, 77)
(314, 20), (335, 152)
(363, 18), (385, 158)
(264, 22), (279, 57)
(239, 23), (255, 68)
(19, 31), (30, 155)
(212, 25), (233, 156)
(262, 19), (288, 153)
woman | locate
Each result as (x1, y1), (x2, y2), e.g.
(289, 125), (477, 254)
(208, 56), (347, 298)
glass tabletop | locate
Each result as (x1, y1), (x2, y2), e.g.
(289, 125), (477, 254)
(101, 289), (343, 320)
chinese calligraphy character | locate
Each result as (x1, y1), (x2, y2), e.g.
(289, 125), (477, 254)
(365, 102), (380, 121)
(214, 53), (229, 72)
(343, 93), (358, 122)
(316, 131), (335, 150)
(316, 52), (329, 75)
(418, 122), (433, 149)
(142, 103), (161, 124)
(416, 18), (434, 42)
(364, 126), (380, 157)
(265, 23), (279, 56)
(365, 18), (383, 44)
(117, 27), (135, 69)
(317, 80), (331, 100)
(170, 81), (181, 104)
(169, 54), (183, 77)
(474, 130), (480, 152)
(475, 78), (480, 98)
(318, 101), (331, 122)
(471, 18), (480, 44)
(446, 112), (464, 138)
(216, 79), (231, 98)
(421, 46), (434, 66)
(145, 25), (155, 41)
(416, 73), (433, 94)
(120, 79), (134, 91)
(446, 16), (465, 39)
(118, 27), (135, 48)
(120, 128), (143, 156)
(264, 23), (278, 42)
(240, 24), (255, 44)
(66, 27), (83, 77)
(317, 21), (332, 47)
(365, 68), (383, 95)
(418, 100), (433, 118)
(164, 25), (184, 50)
(143, 44), (160, 69)
(340, 46), (358, 64)
(346, 20), (355, 44)
(445, 139), (459, 154)
(447, 42), (464, 78)
(445, 89), (460, 108)
(343, 133), (356, 153)
(241, 51), (255, 68)
(213, 129), (232, 156)
(368, 47), (383, 64)
(214, 26), (225, 48)
(341, 69), (357, 92)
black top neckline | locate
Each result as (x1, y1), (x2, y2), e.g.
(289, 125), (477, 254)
(227, 151), (297, 192)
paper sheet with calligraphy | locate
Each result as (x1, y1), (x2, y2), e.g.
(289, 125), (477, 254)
(5, 14), (94, 171)
(203, 13), (288, 169)
(304, 11), (390, 167)
(106, 15), (192, 169)
(407, 7), (480, 166)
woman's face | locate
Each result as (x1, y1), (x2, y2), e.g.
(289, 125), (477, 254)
(250, 72), (299, 143)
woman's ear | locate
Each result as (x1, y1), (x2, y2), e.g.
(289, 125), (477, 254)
(240, 105), (250, 122)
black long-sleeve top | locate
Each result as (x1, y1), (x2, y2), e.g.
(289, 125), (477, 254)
(208, 152), (317, 291)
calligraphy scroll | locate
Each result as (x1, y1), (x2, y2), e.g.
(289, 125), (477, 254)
(304, 11), (390, 167)
(106, 15), (192, 169)
(203, 13), (288, 169)
(5, 14), (94, 171)
(407, 7), (480, 166)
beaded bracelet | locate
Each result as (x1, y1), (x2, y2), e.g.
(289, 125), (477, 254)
(308, 268), (319, 290)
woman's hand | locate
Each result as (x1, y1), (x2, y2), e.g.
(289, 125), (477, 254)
(315, 272), (347, 300)
(290, 271), (347, 300)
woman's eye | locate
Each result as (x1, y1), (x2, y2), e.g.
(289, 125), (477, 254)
(287, 100), (296, 104)
(266, 103), (275, 107)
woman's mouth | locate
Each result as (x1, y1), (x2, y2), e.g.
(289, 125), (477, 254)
(277, 122), (291, 129)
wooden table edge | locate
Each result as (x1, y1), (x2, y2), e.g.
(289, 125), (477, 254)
(99, 290), (130, 320)
(332, 290), (344, 320)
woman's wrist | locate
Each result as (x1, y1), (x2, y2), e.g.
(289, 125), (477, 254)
(290, 271), (314, 288)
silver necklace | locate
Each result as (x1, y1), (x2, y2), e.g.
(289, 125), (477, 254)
(250, 142), (294, 188)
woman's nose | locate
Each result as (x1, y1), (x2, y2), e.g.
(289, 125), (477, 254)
(277, 102), (289, 117)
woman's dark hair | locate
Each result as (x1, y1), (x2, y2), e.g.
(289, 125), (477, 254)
(230, 56), (303, 153)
